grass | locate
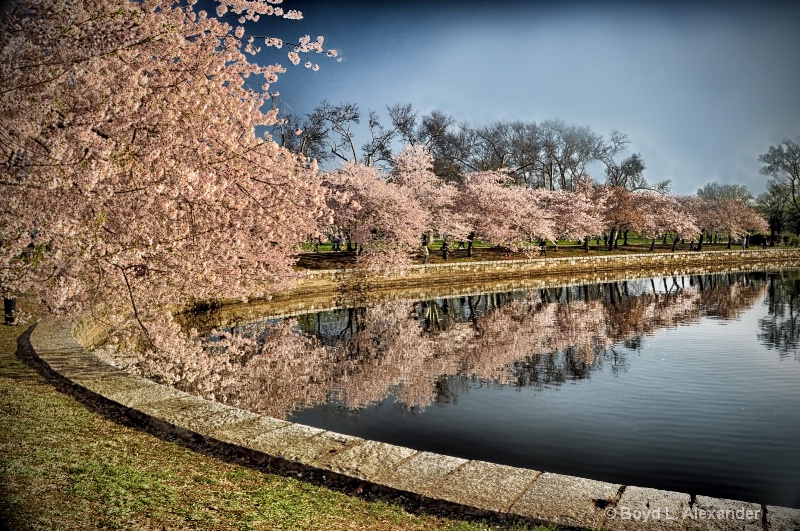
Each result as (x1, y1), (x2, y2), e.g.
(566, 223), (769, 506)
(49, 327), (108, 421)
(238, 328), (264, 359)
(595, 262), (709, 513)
(0, 296), (564, 530)
(296, 238), (771, 270)
(8, 239), (770, 528)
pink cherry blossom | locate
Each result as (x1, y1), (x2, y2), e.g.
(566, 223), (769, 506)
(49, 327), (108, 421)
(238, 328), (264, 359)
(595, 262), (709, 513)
(456, 170), (554, 255)
(323, 161), (429, 268)
(0, 0), (331, 353)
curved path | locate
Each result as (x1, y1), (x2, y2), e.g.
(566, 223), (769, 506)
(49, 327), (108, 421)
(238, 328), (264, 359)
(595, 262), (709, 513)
(29, 252), (800, 531)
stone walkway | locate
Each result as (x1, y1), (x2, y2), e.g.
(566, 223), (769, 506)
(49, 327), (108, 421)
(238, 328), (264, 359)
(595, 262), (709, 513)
(29, 315), (800, 531)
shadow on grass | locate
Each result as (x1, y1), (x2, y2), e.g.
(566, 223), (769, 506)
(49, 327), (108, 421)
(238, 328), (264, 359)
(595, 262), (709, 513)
(14, 322), (563, 531)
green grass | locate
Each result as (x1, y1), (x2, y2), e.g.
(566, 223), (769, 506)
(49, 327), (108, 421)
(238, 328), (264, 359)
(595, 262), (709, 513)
(296, 237), (775, 270)
(0, 297), (564, 530)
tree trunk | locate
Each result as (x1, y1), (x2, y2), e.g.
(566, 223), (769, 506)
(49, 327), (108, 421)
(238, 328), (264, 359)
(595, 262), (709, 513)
(697, 232), (704, 251)
(623, 229), (629, 246)
(607, 227), (617, 251)
(583, 236), (590, 251)
(727, 234), (732, 249)
(650, 239), (655, 251)
(4, 296), (16, 325)
(671, 236), (679, 252)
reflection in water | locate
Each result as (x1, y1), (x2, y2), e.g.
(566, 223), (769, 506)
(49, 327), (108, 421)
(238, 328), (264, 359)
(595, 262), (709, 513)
(758, 271), (800, 359)
(100, 272), (782, 419)
(96, 270), (800, 508)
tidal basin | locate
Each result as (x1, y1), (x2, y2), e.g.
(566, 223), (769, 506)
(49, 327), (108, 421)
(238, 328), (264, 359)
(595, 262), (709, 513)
(180, 270), (800, 509)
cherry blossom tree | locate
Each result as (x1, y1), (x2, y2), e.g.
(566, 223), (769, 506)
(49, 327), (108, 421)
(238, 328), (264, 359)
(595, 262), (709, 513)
(323, 161), (429, 267)
(638, 193), (698, 251)
(545, 180), (605, 250)
(390, 145), (469, 246)
(456, 170), (554, 255)
(597, 187), (647, 250)
(682, 196), (767, 250)
(715, 199), (769, 248)
(1, 0), (336, 340)
(680, 196), (719, 250)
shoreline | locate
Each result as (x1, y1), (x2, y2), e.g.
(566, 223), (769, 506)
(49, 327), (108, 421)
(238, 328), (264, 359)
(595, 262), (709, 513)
(28, 249), (800, 530)
(179, 248), (800, 330)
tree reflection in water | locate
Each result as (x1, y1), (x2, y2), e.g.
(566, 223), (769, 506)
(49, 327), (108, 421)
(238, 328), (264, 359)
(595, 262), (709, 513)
(758, 270), (800, 359)
(101, 273), (777, 419)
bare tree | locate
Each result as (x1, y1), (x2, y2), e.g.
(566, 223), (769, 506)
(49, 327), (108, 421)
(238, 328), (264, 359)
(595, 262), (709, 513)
(600, 131), (668, 193)
(270, 110), (328, 162)
(756, 181), (792, 243)
(469, 122), (514, 171)
(416, 112), (474, 182)
(444, 119), (609, 191)
(312, 100), (363, 163)
(539, 119), (604, 191)
(387, 103), (418, 146)
(291, 101), (423, 168)
(697, 182), (754, 205)
(279, 98), (653, 196)
(759, 138), (800, 216)
(506, 121), (544, 188)
(416, 110), (455, 146)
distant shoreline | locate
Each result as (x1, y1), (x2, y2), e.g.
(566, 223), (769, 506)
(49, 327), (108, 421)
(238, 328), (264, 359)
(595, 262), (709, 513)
(179, 248), (800, 331)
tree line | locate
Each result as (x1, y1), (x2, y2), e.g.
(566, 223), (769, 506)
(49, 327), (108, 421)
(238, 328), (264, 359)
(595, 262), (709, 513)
(755, 138), (800, 240)
(0, 0), (785, 359)
(320, 145), (767, 264)
(272, 100), (668, 193)
(271, 100), (798, 263)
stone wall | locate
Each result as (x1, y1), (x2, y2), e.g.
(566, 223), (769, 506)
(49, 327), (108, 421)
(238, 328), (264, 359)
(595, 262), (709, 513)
(32, 313), (800, 529)
(45, 248), (800, 529)
(181, 249), (800, 331)
(301, 248), (800, 287)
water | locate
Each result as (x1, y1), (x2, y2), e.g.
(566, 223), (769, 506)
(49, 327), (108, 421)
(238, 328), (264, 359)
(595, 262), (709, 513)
(209, 271), (800, 508)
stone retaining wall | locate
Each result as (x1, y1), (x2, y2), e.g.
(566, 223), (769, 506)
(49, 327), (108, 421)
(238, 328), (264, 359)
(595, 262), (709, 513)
(300, 249), (800, 289)
(27, 250), (800, 530)
(183, 249), (800, 330)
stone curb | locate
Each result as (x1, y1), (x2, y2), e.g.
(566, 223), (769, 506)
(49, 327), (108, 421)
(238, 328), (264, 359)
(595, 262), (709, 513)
(28, 252), (800, 531)
(300, 248), (800, 278)
(188, 249), (800, 331)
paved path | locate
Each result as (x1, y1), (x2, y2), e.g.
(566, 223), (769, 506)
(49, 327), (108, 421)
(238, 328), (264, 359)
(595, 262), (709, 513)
(29, 315), (800, 530)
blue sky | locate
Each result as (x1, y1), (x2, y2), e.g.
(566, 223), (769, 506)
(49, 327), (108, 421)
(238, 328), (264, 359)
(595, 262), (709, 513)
(251, 0), (800, 196)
